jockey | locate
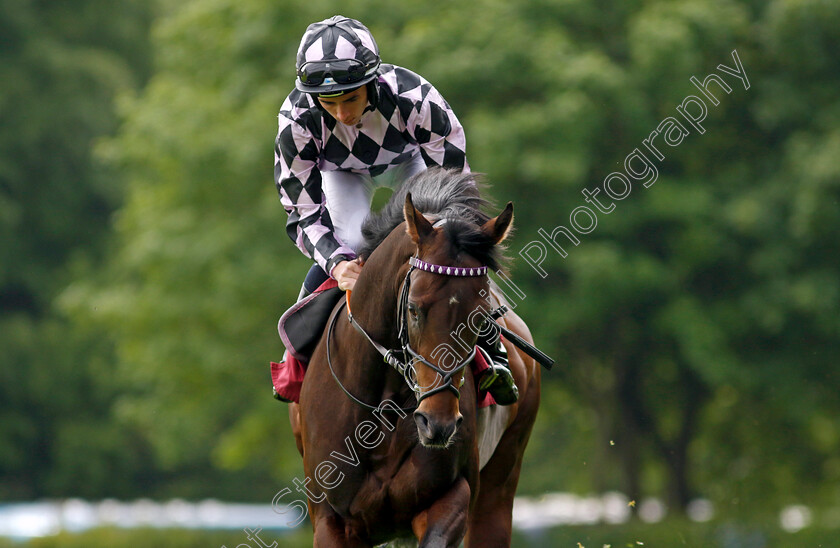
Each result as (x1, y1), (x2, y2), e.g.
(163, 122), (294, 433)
(274, 15), (518, 405)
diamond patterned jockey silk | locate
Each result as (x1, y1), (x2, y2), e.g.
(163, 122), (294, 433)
(274, 64), (470, 274)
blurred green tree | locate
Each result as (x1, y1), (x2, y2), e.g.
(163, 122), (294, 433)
(456, 0), (840, 516)
(61, 0), (840, 517)
(0, 0), (154, 497)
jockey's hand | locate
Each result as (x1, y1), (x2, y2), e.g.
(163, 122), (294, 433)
(333, 258), (363, 292)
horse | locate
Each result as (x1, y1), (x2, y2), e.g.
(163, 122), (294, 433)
(288, 168), (541, 547)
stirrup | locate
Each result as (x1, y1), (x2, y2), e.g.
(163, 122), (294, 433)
(476, 346), (519, 406)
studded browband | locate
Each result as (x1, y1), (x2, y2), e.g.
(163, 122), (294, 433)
(408, 257), (488, 277)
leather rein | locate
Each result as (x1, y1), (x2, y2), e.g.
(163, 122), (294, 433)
(325, 255), (488, 412)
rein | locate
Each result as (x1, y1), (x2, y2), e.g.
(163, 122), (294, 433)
(325, 255), (488, 411)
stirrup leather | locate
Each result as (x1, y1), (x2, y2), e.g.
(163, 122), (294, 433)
(477, 345), (499, 391)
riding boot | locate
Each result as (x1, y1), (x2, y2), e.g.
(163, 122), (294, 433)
(476, 332), (519, 406)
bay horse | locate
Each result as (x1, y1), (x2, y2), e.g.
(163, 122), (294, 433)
(288, 169), (541, 547)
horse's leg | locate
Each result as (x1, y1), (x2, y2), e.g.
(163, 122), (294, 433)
(311, 506), (370, 548)
(288, 402), (303, 457)
(411, 476), (470, 548)
(465, 373), (540, 548)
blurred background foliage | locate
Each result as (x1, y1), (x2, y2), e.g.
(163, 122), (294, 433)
(3, 0), (840, 538)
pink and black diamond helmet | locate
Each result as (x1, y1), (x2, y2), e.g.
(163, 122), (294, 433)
(295, 16), (381, 96)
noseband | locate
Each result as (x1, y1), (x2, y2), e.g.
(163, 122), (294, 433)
(325, 255), (488, 411)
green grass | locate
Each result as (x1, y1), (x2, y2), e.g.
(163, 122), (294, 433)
(0, 521), (837, 547)
(511, 519), (839, 547)
(0, 528), (312, 548)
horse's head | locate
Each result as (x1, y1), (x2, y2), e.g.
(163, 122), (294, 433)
(402, 193), (513, 448)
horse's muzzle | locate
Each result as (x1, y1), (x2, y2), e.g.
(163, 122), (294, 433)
(413, 411), (463, 448)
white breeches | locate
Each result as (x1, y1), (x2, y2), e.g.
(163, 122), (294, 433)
(321, 153), (426, 252)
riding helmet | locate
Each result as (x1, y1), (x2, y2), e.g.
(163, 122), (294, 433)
(295, 16), (381, 96)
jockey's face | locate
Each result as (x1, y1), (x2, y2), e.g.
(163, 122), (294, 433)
(317, 85), (368, 126)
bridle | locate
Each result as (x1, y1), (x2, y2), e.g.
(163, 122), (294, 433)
(325, 254), (488, 411)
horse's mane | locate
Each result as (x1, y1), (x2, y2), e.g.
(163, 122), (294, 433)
(358, 168), (507, 271)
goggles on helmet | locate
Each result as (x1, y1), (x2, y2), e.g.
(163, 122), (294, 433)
(297, 59), (370, 87)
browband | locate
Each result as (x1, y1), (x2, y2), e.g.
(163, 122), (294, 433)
(408, 257), (487, 277)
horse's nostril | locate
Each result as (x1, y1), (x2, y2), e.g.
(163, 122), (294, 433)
(414, 411), (461, 445)
(414, 411), (430, 432)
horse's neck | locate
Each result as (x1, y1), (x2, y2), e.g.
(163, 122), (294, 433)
(331, 242), (413, 406)
(351, 240), (412, 345)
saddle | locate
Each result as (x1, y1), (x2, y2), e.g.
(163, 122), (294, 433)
(270, 279), (341, 403)
(270, 279), (495, 407)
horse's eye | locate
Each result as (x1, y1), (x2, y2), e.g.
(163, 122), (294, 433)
(407, 303), (420, 320)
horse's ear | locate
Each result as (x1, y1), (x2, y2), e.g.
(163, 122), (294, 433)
(482, 202), (514, 245)
(404, 193), (434, 244)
